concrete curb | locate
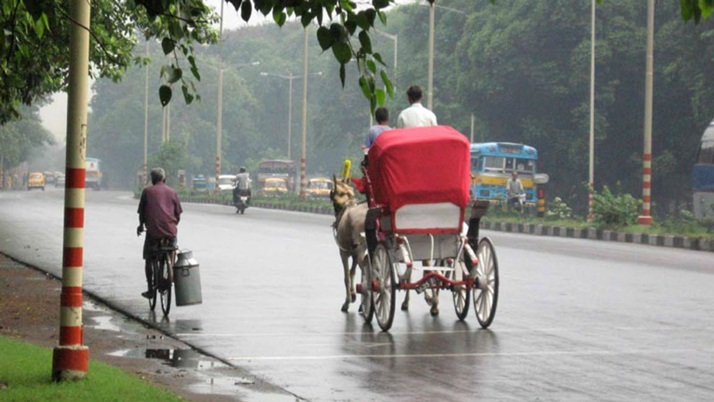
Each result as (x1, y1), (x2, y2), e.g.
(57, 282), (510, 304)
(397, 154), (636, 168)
(182, 197), (713, 253)
(480, 220), (713, 252)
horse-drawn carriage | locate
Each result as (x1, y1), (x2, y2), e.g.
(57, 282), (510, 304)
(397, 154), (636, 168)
(355, 126), (499, 331)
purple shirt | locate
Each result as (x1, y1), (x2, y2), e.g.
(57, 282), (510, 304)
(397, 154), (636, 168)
(138, 182), (183, 239)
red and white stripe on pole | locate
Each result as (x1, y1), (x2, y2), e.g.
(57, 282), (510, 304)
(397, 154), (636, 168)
(299, 157), (307, 198)
(214, 155), (221, 193)
(53, 165), (89, 379)
(53, 0), (90, 381)
(637, 153), (653, 225)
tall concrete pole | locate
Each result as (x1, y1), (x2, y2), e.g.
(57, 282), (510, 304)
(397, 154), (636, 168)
(637, 0), (655, 226)
(427, 3), (435, 110)
(288, 75), (293, 160)
(214, 0), (224, 193)
(300, 28), (308, 198)
(143, 40), (149, 186)
(52, 0), (90, 381)
(587, 0), (596, 222)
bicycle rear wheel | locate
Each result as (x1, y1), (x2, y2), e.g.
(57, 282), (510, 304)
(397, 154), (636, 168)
(159, 254), (172, 317)
(149, 259), (158, 311)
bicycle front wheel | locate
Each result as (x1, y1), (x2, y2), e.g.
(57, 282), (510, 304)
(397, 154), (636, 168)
(159, 254), (172, 317)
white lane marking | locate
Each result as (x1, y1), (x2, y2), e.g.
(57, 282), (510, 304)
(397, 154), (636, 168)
(227, 348), (714, 362)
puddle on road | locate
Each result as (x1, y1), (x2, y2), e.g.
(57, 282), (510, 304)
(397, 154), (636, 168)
(111, 348), (228, 370)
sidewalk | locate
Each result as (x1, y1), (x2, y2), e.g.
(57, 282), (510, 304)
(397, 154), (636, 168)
(0, 252), (284, 402)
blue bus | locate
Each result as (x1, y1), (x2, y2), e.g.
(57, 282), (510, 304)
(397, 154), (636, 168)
(470, 142), (538, 204)
(693, 119), (714, 220)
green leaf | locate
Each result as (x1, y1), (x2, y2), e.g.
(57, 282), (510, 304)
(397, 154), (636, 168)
(377, 10), (387, 25)
(273, 10), (287, 26)
(373, 0), (390, 8)
(375, 88), (386, 106)
(355, 11), (369, 30)
(339, 63), (346, 87)
(241, 0), (252, 22)
(227, 0), (243, 12)
(380, 69), (393, 98)
(161, 38), (175, 55)
(167, 67), (182, 84)
(317, 26), (334, 50)
(359, 76), (371, 99)
(182, 85), (194, 104)
(373, 52), (386, 67)
(358, 30), (372, 54)
(344, 20), (357, 35)
(332, 42), (352, 64)
(329, 23), (345, 42)
(366, 59), (376, 74)
(159, 85), (172, 106)
(364, 9), (377, 27)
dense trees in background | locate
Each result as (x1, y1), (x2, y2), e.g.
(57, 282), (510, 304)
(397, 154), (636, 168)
(85, 1), (714, 217)
(0, 107), (54, 179)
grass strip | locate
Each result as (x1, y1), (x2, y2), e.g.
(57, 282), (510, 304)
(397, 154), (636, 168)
(0, 335), (181, 402)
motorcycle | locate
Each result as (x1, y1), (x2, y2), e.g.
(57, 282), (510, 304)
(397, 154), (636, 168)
(233, 189), (250, 215)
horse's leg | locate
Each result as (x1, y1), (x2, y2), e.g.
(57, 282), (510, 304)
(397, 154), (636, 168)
(430, 288), (440, 316)
(401, 269), (410, 311)
(349, 256), (358, 303)
(341, 251), (351, 312)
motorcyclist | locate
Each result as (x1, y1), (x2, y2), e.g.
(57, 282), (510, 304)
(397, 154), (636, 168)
(233, 166), (252, 206)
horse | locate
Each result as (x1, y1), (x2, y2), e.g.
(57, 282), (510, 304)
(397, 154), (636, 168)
(330, 176), (369, 312)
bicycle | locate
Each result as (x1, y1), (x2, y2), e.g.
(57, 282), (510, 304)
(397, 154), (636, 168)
(147, 238), (176, 317)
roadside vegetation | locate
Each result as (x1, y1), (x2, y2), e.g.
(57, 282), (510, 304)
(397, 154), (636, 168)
(0, 336), (181, 402)
(167, 186), (714, 241)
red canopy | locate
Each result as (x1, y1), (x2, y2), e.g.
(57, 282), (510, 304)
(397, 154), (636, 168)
(367, 126), (471, 216)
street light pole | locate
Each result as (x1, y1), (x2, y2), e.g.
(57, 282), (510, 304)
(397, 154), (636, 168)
(587, 0), (596, 222)
(637, 0), (655, 226)
(143, 40), (149, 186)
(300, 27), (309, 198)
(427, 2), (435, 110)
(214, 0), (224, 193)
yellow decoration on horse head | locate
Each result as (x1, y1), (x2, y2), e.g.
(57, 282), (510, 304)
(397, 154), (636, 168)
(342, 159), (351, 179)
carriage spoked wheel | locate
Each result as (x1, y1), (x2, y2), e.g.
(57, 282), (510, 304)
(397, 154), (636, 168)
(360, 255), (374, 324)
(472, 237), (499, 328)
(446, 257), (471, 321)
(372, 243), (396, 331)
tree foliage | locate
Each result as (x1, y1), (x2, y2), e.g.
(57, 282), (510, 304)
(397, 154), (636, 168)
(0, 107), (54, 171)
(2, 0), (437, 127)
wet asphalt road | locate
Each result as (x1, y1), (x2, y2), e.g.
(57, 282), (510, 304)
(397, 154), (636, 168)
(1, 189), (713, 401)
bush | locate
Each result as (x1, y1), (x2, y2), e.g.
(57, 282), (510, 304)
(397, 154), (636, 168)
(545, 196), (572, 220)
(592, 185), (640, 227)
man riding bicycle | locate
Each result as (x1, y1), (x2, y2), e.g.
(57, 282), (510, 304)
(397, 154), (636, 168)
(137, 168), (183, 299)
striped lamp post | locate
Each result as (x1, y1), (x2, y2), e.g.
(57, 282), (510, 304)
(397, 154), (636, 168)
(637, 0), (654, 226)
(52, 0), (90, 381)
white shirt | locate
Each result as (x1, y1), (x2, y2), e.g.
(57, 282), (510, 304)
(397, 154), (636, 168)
(396, 102), (437, 128)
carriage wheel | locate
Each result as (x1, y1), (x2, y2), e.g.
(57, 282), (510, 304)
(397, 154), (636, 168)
(372, 243), (396, 331)
(447, 258), (470, 321)
(360, 255), (374, 324)
(472, 237), (499, 328)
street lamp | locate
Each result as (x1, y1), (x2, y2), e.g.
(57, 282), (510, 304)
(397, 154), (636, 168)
(260, 70), (322, 161)
(422, 1), (467, 110)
